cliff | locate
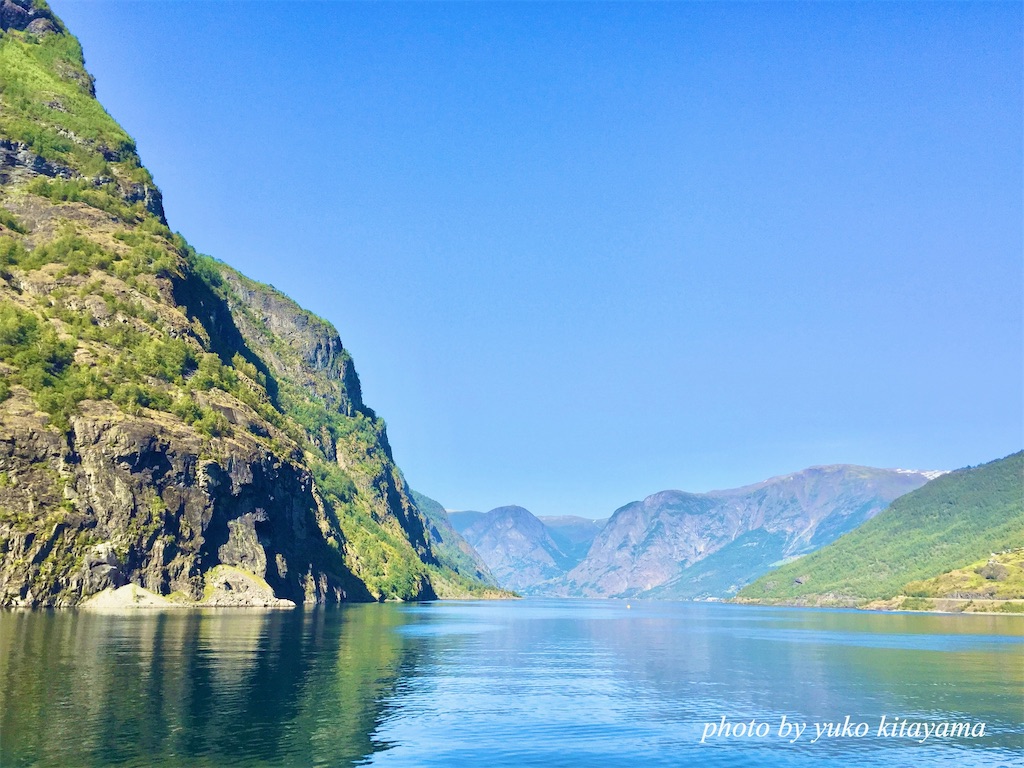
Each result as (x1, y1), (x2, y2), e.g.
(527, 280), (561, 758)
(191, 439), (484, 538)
(0, 0), (485, 606)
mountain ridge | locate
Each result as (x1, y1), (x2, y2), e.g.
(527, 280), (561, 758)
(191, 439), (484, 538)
(554, 464), (942, 598)
(702, 464), (949, 497)
(441, 465), (944, 598)
(455, 505), (571, 592)
(736, 452), (1024, 606)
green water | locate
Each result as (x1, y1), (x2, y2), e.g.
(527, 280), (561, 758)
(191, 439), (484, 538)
(0, 600), (1020, 767)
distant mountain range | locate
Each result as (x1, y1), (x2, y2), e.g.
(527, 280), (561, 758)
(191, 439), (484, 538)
(446, 465), (944, 598)
(448, 507), (604, 592)
(558, 465), (943, 598)
(737, 452), (1023, 609)
(540, 516), (608, 565)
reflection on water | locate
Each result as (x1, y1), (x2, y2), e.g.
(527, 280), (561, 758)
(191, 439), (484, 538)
(362, 602), (1023, 768)
(0, 607), (414, 767)
(0, 601), (1020, 767)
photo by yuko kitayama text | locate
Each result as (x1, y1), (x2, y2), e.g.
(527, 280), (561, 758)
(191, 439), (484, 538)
(700, 715), (987, 745)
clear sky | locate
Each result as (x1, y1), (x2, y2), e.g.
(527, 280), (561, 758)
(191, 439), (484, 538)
(50, 1), (1022, 518)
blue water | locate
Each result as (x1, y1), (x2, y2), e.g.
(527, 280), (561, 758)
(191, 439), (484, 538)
(1, 600), (1021, 767)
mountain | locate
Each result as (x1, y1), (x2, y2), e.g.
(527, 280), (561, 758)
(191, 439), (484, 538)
(0, 1), (491, 606)
(538, 515), (606, 566)
(736, 452), (1024, 606)
(444, 507), (602, 593)
(409, 491), (498, 591)
(456, 506), (575, 592)
(552, 465), (942, 598)
(448, 506), (607, 593)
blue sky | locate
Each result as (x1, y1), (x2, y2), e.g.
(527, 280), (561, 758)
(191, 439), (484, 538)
(51, 1), (1021, 518)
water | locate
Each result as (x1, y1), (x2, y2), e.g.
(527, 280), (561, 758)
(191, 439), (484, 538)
(1, 600), (1020, 767)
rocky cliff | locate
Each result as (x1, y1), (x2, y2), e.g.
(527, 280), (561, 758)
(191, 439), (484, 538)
(0, 0), (485, 606)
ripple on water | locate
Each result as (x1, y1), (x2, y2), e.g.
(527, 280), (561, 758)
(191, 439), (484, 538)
(0, 601), (1020, 768)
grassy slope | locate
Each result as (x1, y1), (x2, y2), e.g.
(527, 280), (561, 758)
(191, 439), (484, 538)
(0, 16), (151, 182)
(902, 549), (1024, 600)
(737, 452), (1024, 603)
(858, 550), (1024, 614)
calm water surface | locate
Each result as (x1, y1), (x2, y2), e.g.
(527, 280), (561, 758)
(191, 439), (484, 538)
(0, 600), (1020, 767)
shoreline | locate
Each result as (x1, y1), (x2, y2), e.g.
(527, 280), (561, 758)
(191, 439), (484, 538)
(730, 595), (1024, 615)
(3, 591), (1020, 614)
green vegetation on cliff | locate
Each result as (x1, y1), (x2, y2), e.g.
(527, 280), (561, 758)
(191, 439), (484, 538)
(0, 0), (490, 605)
(0, 16), (148, 182)
(409, 490), (504, 596)
(901, 549), (1024, 601)
(737, 452), (1024, 604)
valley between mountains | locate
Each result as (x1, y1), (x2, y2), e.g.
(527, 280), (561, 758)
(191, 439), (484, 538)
(0, 1), (1019, 613)
(433, 453), (1023, 612)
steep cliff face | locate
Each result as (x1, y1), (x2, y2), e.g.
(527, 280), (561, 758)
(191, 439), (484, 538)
(0, 396), (367, 605)
(0, 0), (477, 606)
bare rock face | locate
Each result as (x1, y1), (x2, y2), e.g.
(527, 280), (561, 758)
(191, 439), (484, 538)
(220, 271), (365, 417)
(81, 542), (125, 593)
(0, 0), (59, 35)
(0, 395), (359, 606)
(0, 139), (75, 186)
(201, 565), (295, 608)
(122, 181), (165, 222)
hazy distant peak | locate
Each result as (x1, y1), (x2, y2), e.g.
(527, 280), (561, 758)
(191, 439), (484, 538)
(705, 464), (941, 497)
(485, 505), (534, 517)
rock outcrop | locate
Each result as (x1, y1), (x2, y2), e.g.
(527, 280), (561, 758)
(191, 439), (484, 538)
(1, 0), (60, 36)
